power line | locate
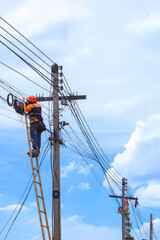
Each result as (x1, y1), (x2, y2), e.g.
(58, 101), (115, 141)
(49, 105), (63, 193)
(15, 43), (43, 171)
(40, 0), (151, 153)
(1, 26), (51, 68)
(0, 61), (50, 93)
(0, 17), (56, 65)
(1, 34), (51, 75)
(0, 112), (24, 122)
(1, 41), (52, 85)
(2, 141), (51, 239)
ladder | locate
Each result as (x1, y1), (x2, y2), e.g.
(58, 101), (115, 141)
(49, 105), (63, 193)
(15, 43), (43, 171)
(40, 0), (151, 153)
(23, 99), (51, 240)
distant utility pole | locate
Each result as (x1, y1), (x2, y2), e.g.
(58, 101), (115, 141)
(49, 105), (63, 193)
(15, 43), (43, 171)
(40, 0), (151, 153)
(122, 177), (126, 240)
(109, 177), (138, 240)
(150, 214), (153, 240)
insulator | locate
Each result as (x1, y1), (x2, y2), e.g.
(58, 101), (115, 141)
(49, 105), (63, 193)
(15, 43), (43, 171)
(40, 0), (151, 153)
(60, 72), (63, 77)
(60, 79), (63, 84)
(59, 66), (63, 70)
(60, 86), (63, 90)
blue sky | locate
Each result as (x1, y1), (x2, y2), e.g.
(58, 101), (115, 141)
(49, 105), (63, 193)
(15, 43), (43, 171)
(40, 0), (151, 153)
(1, 0), (160, 239)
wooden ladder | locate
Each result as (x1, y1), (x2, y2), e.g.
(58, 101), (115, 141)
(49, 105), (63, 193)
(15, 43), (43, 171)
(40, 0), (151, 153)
(23, 99), (51, 240)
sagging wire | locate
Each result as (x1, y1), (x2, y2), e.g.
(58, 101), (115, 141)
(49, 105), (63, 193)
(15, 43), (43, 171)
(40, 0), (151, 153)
(1, 140), (51, 239)
(0, 78), (52, 123)
(61, 77), (122, 186)
(1, 34), (51, 75)
(1, 41), (52, 85)
(1, 26), (51, 68)
(62, 124), (121, 207)
(0, 17), (56, 65)
(65, 92), (122, 191)
(0, 61), (50, 93)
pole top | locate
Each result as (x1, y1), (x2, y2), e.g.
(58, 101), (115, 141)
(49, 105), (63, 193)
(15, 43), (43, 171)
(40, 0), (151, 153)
(52, 64), (58, 73)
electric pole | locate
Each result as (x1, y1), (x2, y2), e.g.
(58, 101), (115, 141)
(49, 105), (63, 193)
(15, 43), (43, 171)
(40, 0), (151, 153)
(36, 64), (86, 240)
(122, 177), (126, 240)
(52, 64), (61, 240)
(150, 214), (153, 240)
(109, 177), (138, 240)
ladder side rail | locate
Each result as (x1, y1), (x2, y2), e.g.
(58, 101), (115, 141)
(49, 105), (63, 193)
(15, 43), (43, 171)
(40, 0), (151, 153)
(35, 157), (51, 240)
(23, 99), (46, 240)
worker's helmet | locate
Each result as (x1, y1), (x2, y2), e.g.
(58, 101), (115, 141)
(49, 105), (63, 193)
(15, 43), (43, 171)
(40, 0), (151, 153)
(27, 95), (36, 102)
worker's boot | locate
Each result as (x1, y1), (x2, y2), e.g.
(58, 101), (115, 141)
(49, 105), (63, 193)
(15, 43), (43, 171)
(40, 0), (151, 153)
(27, 150), (39, 157)
(32, 149), (39, 157)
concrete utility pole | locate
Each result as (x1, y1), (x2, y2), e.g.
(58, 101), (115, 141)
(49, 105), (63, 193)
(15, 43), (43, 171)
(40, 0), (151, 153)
(52, 64), (61, 240)
(109, 178), (138, 240)
(150, 214), (153, 240)
(122, 177), (126, 240)
(36, 65), (86, 240)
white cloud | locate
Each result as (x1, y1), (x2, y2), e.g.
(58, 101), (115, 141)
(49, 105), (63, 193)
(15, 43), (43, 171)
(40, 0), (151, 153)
(62, 215), (121, 240)
(0, 204), (29, 211)
(139, 218), (160, 239)
(109, 114), (160, 185)
(61, 161), (78, 178)
(28, 202), (37, 207)
(32, 236), (40, 240)
(104, 98), (138, 116)
(78, 164), (92, 175)
(78, 182), (91, 191)
(135, 183), (160, 207)
(26, 219), (37, 225)
(4, 0), (91, 37)
(61, 160), (91, 178)
(68, 185), (73, 193)
(62, 47), (92, 65)
(104, 114), (160, 206)
(128, 12), (160, 36)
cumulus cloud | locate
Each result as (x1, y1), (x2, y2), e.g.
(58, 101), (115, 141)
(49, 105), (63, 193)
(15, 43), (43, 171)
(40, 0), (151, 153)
(26, 219), (37, 225)
(78, 164), (92, 175)
(68, 185), (73, 193)
(61, 161), (78, 178)
(4, 0), (91, 37)
(31, 236), (39, 240)
(135, 183), (160, 207)
(104, 114), (160, 206)
(78, 182), (91, 191)
(0, 204), (29, 211)
(139, 218), (160, 238)
(28, 202), (37, 207)
(104, 98), (138, 116)
(62, 215), (121, 240)
(61, 160), (91, 178)
(128, 12), (160, 36)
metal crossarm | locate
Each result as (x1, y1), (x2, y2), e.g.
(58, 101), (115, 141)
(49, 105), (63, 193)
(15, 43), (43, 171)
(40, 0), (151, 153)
(23, 99), (51, 240)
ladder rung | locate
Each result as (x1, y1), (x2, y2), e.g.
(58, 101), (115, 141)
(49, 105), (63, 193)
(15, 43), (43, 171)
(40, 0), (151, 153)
(35, 181), (41, 185)
(33, 168), (38, 171)
(37, 195), (43, 199)
(40, 210), (46, 213)
(42, 225), (48, 228)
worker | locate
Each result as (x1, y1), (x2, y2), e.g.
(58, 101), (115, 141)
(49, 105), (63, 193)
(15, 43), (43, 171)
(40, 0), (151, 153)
(25, 95), (46, 157)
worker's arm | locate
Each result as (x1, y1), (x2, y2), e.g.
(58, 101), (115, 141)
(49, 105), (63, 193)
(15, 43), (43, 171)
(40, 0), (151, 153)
(26, 104), (32, 112)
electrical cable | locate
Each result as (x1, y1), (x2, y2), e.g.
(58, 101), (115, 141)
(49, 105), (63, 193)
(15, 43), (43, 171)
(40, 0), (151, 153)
(62, 79), (122, 188)
(1, 26), (51, 68)
(1, 34), (51, 75)
(0, 61), (50, 93)
(2, 142), (51, 239)
(0, 17), (56, 65)
(1, 41), (52, 85)
(0, 112), (24, 123)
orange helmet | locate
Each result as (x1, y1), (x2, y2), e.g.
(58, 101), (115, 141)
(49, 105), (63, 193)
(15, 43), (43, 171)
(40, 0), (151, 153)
(27, 95), (36, 102)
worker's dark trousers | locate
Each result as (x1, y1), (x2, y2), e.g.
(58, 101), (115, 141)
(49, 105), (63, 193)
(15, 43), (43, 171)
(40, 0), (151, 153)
(30, 121), (41, 151)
